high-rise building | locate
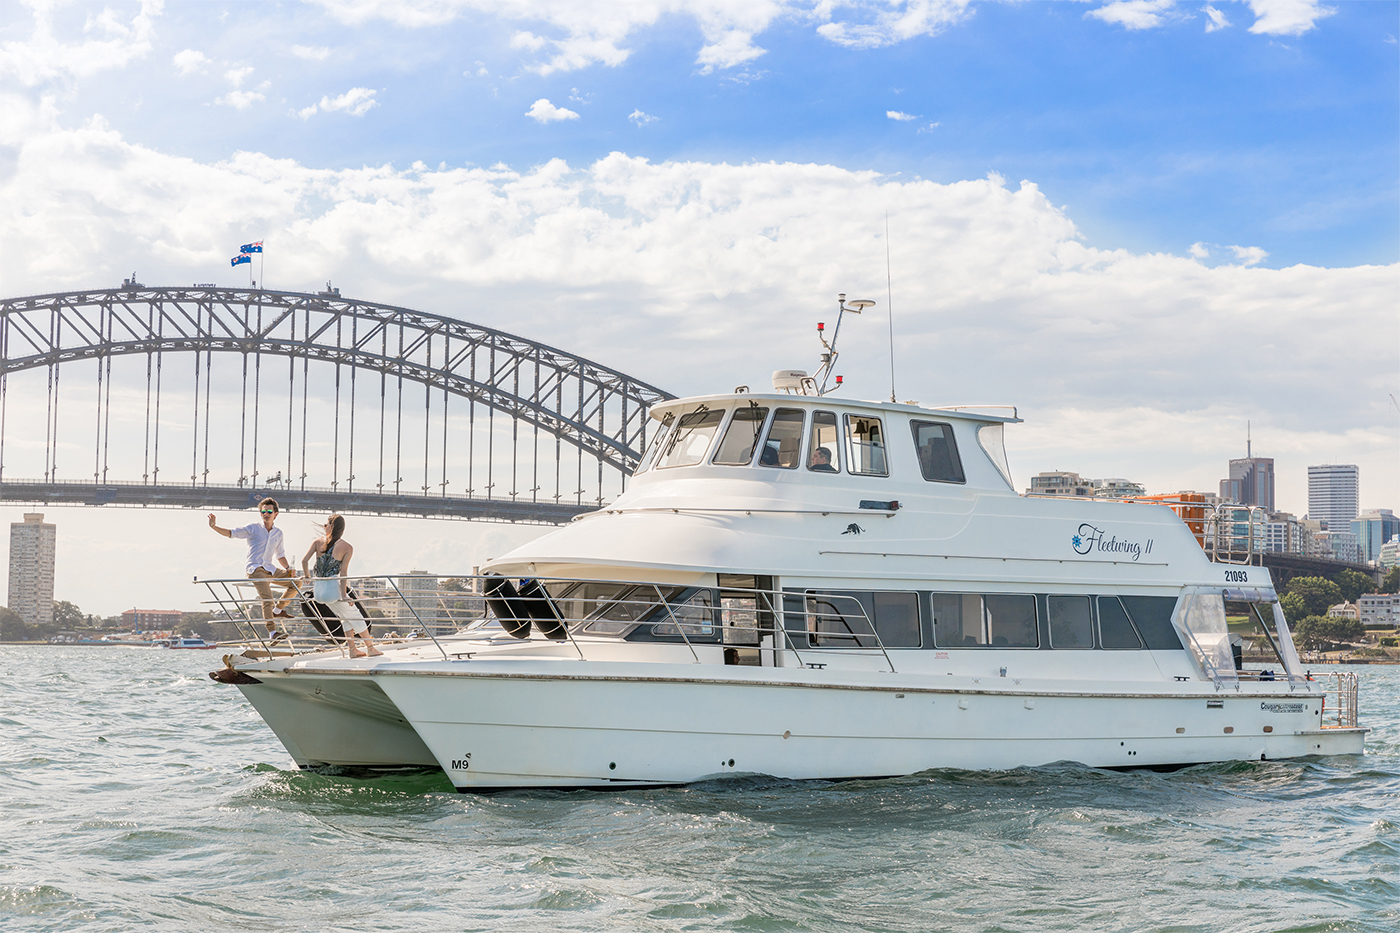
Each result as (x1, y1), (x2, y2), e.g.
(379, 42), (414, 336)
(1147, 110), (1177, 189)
(1308, 464), (1360, 530)
(1352, 510), (1400, 564)
(1219, 457), (1275, 511)
(8, 513), (56, 627)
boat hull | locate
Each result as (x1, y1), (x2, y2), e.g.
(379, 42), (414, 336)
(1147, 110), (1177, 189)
(367, 668), (1366, 789)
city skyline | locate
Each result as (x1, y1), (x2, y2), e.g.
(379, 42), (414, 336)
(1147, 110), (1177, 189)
(0, 0), (1395, 613)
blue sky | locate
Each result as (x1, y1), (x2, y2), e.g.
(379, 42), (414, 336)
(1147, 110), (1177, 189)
(0, 0), (1396, 613)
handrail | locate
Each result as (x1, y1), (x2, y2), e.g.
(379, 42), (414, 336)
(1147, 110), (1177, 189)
(1315, 671), (1359, 729)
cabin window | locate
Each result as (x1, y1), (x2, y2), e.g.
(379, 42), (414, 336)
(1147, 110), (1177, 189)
(977, 423), (1014, 488)
(582, 585), (685, 634)
(1097, 597), (1144, 649)
(547, 581), (630, 626)
(712, 405), (769, 465)
(651, 588), (715, 637)
(910, 420), (965, 484)
(933, 593), (1039, 647)
(655, 408), (724, 468)
(804, 590), (920, 648)
(1048, 596), (1094, 648)
(758, 408), (805, 468)
(808, 411), (842, 473)
(635, 413), (673, 474)
(845, 415), (889, 476)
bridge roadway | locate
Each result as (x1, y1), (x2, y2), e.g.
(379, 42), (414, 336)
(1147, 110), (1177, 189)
(0, 479), (591, 524)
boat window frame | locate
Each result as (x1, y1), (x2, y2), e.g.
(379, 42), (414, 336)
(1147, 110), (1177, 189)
(932, 592), (1040, 648)
(807, 410), (843, 474)
(758, 407), (806, 469)
(1047, 595), (1095, 649)
(711, 403), (771, 466)
(804, 589), (921, 649)
(634, 412), (674, 474)
(1096, 596), (1144, 649)
(844, 413), (890, 477)
(654, 406), (726, 470)
(909, 419), (966, 485)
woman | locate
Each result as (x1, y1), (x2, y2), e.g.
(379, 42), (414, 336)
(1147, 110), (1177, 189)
(302, 513), (382, 658)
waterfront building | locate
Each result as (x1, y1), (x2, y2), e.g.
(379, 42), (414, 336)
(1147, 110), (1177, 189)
(1327, 602), (1359, 620)
(1380, 534), (1399, 572)
(1351, 509), (1400, 565)
(121, 608), (185, 631)
(1095, 478), (1147, 498)
(8, 513), (56, 628)
(1357, 594), (1397, 627)
(1027, 471), (1094, 497)
(1308, 464), (1360, 529)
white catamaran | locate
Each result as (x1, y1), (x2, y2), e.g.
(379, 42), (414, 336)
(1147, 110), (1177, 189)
(205, 296), (1365, 789)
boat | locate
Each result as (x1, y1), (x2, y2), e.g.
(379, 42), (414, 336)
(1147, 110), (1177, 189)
(205, 296), (1366, 789)
(163, 637), (216, 649)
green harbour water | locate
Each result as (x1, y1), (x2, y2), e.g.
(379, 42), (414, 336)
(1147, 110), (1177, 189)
(1, 645), (1397, 932)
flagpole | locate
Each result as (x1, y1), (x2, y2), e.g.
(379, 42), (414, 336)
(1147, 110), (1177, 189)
(260, 240), (265, 291)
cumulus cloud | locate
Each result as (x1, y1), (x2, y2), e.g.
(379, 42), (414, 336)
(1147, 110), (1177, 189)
(0, 0), (162, 87)
(1189, 242), (1210, 258)
(628, 109), (658, 125)
(290, 44), (332, 61)
(1086, 0), (1181, 31)
(172, 49), (209, 75)
(1203, 4), (1230, 31)
(818, 0), (975, 49)
(887, 110), (918, 121)
(1228, 244), (1268, 265)
(1244, 0), (1335, 36)
(525, 98), (579, 122)
(216, 90), (266, 110)
(224, 66), (255, 88)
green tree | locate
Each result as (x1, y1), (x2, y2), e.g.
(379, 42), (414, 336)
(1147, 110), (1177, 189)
(1285, 577), (1343, 617)
(0, 606), (30, 641)
(1280, 592), (1308, 623)
(1293, 615), (1363, 650)
(1333, 569), (1376, 603)
(1381, 567), (1400, 595)
(52, 600), (86, 629)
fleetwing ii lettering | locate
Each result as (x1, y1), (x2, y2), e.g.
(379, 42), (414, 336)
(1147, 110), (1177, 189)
(1071, 523), (1153, 562)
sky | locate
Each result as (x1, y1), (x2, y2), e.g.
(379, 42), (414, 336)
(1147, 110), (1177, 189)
(0, 0), (1396, 617)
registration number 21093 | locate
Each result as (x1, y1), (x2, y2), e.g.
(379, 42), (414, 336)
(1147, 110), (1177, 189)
(1224, 570), (1249, 583)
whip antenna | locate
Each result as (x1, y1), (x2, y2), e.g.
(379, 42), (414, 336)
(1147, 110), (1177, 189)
(886, 211), (896, 403)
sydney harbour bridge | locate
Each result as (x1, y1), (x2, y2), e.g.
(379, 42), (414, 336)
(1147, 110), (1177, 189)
(0, 283), (674, 525)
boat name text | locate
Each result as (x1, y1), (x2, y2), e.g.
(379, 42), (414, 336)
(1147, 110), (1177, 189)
(1260, 702), (1305, 713)
(1071, 523), (1153, 561)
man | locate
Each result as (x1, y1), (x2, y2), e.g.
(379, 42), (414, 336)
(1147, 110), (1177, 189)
(208, 498), (297, 644)
(810, 446), (837, 472)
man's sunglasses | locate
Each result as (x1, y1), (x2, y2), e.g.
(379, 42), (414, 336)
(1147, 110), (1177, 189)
(260, 509), (276, 514)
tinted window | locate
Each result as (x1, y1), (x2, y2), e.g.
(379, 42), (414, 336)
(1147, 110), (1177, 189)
(1048, 596), (1093, 648)
(933, 593), (986, 646)
(712, 406), (769, 465)
(985, 595), (1038, 647)
(805, 591), (920, 648)
(1097, 596), (1143, 649)
(845, 415), (888, 476)
(759, 408), (805, 468)
(808, 410), (842, 473)
(911, 420), (965, 484)
(655, 409), (724, 468)
(652, 589), (714, 637)
(1119, 596), (1184, 650)
(635, 413), (673, 474)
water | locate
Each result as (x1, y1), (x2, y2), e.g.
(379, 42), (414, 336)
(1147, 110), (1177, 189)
(2, 647), (1397, 933)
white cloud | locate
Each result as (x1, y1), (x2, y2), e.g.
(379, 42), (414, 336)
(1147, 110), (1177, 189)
(321, 87), (379, 116)
(172, 49), (209, 75)
(1189, 241), (1210, 258)
(1228, 244), (1268, 265)
(1244, 0), (1334, 37)
(510, 31), (548, 52)
(1086, 1), (1181, 31)
(525, 98), (579, 122)
(290, 45), (332, 61)
(224, 66), (255, 88)
(818, 0), (975, 49)
(0, 0), (162, 87)
(628, 109), (659, 125)
(1203, 4), (1230, 31)
(215, 90), (266, 110)
(887, 110), (918, 121)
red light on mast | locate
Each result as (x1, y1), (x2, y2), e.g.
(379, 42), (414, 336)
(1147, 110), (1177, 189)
(835, 375), (843, 385)
(817, 322), (825, 331)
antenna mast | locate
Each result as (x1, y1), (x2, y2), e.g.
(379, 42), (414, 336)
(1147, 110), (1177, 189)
(886, 211), (896, 403)
(814, 293), (874, 396)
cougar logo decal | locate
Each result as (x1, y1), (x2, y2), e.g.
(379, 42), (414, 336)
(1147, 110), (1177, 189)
(842, 523), (865, 536)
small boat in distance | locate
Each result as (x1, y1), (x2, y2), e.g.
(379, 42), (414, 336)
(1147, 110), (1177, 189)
(204, 294), (1366, 789)
(163, 637), (216, 649)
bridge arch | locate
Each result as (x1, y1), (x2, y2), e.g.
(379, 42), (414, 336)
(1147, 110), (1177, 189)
(0, 286), (674, 523)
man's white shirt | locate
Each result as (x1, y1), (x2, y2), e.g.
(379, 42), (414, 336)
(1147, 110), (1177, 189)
(230, 522), (286, 574)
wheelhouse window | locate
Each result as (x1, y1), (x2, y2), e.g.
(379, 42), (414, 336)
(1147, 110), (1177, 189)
(805, 590), (919, 648)
(581, 585), (685, 634)
(933, 593), (1039, 647)
(651, 588), (715, 637)
(655, 408), (724, 468)
(808, 410), (842, 473)
(1047, 596), (1093, 648)
(634, 413), (674, 474)
(712, 406), (769, 465)
(845, 415), (888, 476)
(759, 408), (805, 468)
(1097, 597), (1143, 649)
(911, 420), (965, 484)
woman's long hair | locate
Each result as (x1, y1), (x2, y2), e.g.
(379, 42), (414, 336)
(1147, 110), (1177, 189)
(324, 513), (346, 552)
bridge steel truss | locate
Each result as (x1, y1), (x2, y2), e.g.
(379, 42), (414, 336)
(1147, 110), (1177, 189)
(0, 286), (673, 523)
